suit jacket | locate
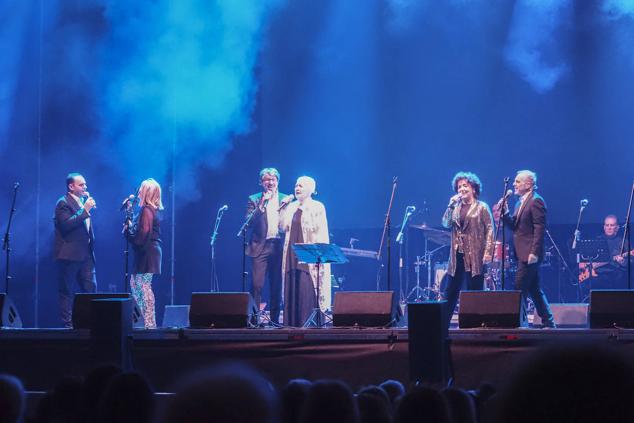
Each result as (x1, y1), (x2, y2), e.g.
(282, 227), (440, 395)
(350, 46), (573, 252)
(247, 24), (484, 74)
(504, 191), (546, 262)
(245, 191), (287, 257)
(54, 193), (95, 262)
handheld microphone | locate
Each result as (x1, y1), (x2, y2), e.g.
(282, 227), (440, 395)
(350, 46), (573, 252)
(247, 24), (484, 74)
(84, 191), (96, 209)
(278, 194), (296, 212)
(119, 195), (135, 211)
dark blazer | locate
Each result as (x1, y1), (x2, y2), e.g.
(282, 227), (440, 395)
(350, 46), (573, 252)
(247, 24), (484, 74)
(54, 193), (94, 262)
(245, 192), (287, 257)
(504, 191), (546, 262)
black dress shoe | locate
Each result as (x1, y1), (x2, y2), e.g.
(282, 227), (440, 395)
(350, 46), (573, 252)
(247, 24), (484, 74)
(542, 320), (556, 329)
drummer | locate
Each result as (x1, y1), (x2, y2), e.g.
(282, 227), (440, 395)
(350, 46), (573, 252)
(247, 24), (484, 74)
(441, 172), (494, 327)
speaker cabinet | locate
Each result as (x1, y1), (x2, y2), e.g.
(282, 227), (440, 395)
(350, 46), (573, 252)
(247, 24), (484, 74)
(589, 290), (634, 328)
(407, 301), (449, 384)
(189, 292), (256, 328)
(332, 291), (395, 327)
(458, 291), (524, 328)
(73, 293), (143, 329)
(0, 294), (22, 328)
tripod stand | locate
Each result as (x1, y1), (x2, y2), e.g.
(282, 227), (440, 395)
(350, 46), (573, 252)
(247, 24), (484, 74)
(408, 244), (446, 301)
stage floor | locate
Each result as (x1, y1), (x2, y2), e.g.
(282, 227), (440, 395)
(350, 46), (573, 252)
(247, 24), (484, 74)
(3, 326), (634, 392)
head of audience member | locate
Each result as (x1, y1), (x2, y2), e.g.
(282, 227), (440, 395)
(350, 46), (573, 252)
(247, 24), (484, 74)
(496, 344), (634, 423)
(78, 364), (123, 423)
(163, 363), (276, 423)
(47, 376), (83, 423)
(379, 379), (405, 409)
(395, 385), (451, 423)
(138, 178), (164, 210)
(97, 372), (154, 423)
(280, 379), (312, 423)
(356, 385), (392, 423)
(441, 388), (477, 423)
(513, 170), (537, 196)
(452, 172), (482, 202)
(0, 374), (25, 423)
(66, 172), (87, 197)
(260, 168), (280, 194)
(294, 176), (316, 203)
(300, 380), (359, 423)
(603, 214), (620, 238)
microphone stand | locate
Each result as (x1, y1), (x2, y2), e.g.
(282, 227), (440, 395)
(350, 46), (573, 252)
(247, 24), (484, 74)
(572, 202), (587, 251)
(3, 183), (19, 294)
(491, 178), (510, 290)
(122, 200), (134, 292)
(376, 177), (398, 292)
(237, 207), (258, 293)
(210, 206), (227, 292)
(396, 207), (415, 305)
(621, 181), (634, 289)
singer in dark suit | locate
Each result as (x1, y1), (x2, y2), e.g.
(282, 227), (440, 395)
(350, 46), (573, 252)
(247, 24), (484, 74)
(245, 168), (289, 325)
(503, 170), (555, 328)
(54, 173), (97, 328)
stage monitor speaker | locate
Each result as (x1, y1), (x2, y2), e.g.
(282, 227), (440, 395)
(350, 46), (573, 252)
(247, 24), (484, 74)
(189, 292), (256, 329)
(407, 301), (449, 384)
(589, 290), (634, 328)
(73, 293), (143, 329)
(332, 291), (395, 327)
(458, 291), (524, 329)
(0, 293), (22, 329)
(533, 303), (588, 328)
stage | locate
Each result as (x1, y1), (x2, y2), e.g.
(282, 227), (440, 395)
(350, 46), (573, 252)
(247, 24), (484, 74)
(2, 326), (634, 392)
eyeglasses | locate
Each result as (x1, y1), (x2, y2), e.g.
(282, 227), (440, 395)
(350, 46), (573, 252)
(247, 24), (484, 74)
(604, 224), (618, 227)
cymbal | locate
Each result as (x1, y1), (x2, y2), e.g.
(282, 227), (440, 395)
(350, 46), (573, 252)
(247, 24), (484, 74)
(409, 224), (451, 245)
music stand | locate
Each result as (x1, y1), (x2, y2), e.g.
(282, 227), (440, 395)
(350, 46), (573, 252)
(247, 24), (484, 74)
(578, 239), (611, 296)
(578, 239), (610, 263)
(292, 243), (349, 327)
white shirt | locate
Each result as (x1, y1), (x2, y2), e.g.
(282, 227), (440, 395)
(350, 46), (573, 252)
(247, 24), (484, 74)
(265, 194), (280, 239)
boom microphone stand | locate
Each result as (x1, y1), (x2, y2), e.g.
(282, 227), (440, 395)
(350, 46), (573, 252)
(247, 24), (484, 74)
(237, 207), (258, 293)
(376, 177), (398, 292)
(3, 183), (19, 294)
(396, 205), (415, 304)
(622, 181), (634, 289)
(210, 205), (228, 292)
(491, 178), (511, 290)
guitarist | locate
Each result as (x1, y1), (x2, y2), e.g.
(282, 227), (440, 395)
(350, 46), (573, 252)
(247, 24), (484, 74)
(594, 214), (628, 288)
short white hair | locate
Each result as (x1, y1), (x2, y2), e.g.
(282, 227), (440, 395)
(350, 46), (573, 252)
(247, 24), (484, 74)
(296, 176), (316, 196)
(517, 170), (538, 190)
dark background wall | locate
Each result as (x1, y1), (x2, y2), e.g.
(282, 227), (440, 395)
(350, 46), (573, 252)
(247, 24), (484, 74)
(1, 0), (632, 327)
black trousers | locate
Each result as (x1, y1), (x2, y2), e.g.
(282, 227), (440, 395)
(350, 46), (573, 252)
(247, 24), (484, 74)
(251, 239), (283, 323)
(444, 253), (484, 327)
(515, 261), (553, 325)
(58, 258), (97, 328)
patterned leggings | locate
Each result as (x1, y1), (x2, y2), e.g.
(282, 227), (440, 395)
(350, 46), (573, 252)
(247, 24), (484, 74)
(130, 273), (156, 329)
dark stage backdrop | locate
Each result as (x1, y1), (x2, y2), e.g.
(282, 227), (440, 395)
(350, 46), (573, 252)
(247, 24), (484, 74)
(0, 0), (632, 327)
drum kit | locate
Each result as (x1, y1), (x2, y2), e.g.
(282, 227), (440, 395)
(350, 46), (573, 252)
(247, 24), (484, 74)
(407, 225), (521, 301)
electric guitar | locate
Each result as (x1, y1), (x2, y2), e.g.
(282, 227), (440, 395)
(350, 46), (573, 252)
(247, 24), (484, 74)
(578, 249), (634, 283)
